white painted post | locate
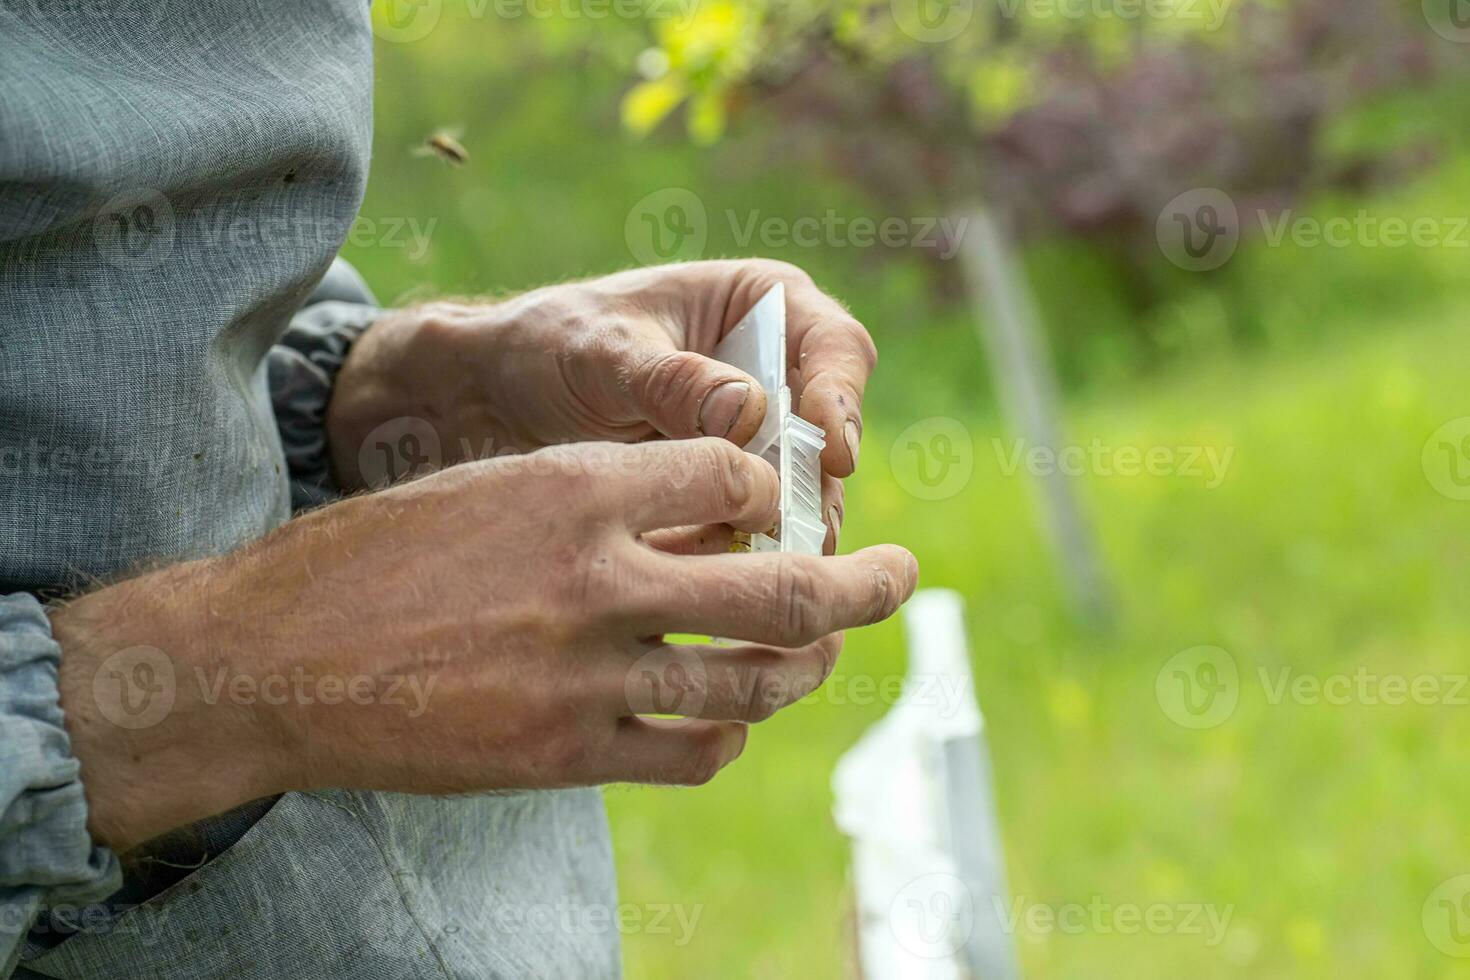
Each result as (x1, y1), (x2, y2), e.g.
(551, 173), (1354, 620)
(959, 207), (1112, 626)
(833, 589), (1020, 980)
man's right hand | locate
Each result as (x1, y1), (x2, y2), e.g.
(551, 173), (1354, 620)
(53, 438), (918, 851)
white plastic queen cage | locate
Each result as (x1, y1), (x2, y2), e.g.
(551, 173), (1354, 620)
(712, 284), (826, 556)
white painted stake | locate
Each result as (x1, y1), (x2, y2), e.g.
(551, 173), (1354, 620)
(959, 207), (1111, 626)
(833, 590), (1020, 980)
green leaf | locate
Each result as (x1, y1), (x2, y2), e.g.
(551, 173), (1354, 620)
(622, 76), (689, 136)
(687, 88), (729, 145)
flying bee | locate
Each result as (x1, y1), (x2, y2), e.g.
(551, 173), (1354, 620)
(413, 127), (468, 166)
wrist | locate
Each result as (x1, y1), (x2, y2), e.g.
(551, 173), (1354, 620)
(53, 558), (293, 851)
(325, 301), (489, 488)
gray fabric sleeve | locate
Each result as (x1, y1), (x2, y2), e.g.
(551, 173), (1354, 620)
(268, 258), (381, 511)
(0, 594), (122, 979)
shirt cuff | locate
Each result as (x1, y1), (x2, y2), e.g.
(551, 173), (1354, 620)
(0, 593), (121, 972)
(269, 262), (381, 510)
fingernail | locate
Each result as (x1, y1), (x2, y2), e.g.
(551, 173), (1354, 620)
(826, 504), (842, 535)
(698, 382), (750, 439)
(843, 419), (861, 468)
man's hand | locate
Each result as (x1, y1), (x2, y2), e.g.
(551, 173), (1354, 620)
(326, 260), (876, 551)
(56, 439), (918, 852)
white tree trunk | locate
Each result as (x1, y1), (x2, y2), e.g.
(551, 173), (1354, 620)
(958, 206), (1111, 626)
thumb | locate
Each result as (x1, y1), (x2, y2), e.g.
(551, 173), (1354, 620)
(627, 349), (767, 446)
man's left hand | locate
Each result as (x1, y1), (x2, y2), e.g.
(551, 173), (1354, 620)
(328, 259), (877, 552)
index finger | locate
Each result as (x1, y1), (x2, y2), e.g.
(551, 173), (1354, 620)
(633, 544), (919, 647)
(725, 261), (875, 478)
(578, 438), (779, 535)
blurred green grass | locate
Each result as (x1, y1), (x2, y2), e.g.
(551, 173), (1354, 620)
(352, 19), (1470, 978)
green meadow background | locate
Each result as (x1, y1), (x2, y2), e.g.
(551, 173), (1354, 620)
(346, 13), (1470, 978)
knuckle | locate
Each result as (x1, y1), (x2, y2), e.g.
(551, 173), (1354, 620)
(573, 447), (621, 501)
(749, 257), (812, 288)
(854, 327), (879, 372)
(816, 634), (843, 682)
(692, 438), (752, 511)
(637, 350), (703, 406)
(864, 562), (903, 625)
(566, 547), (634, 621)
(780, 641), (839, 705)
(537, 722), (594, 779)
(736, 667), (780, 723)
(489, 604), (579, 654)
(681, 731), (730, 786)
(413, 301), (467, 339)
(584, 316), (638, 355)
(528, 296), (585, 341)
(523, 444), (593, 495)
(492, 676), (597, 781)
(774, 559), (824, 644)
(416, 457), (479, 497)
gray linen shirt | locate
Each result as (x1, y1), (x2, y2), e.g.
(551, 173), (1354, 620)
(0, 3), (618, 977)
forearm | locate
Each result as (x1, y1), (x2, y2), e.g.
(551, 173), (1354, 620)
(51, 556), (290, 853)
